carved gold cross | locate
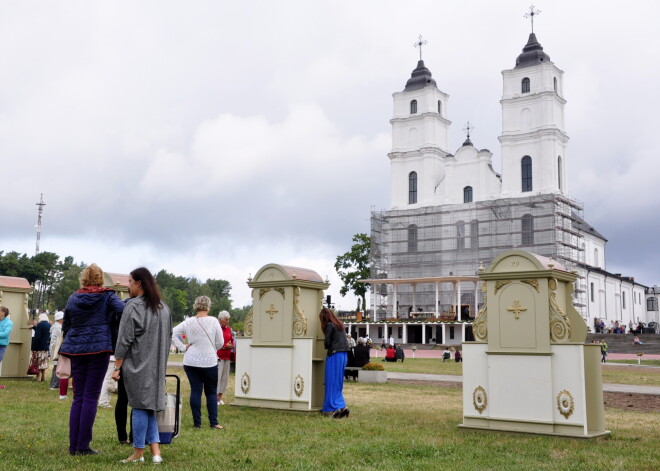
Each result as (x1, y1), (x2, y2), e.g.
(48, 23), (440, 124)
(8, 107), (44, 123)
(506, 299), (527, 320)
(266, 304), (278, 319)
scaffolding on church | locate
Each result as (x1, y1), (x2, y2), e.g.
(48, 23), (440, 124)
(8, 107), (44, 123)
(370, 193), (586, 319)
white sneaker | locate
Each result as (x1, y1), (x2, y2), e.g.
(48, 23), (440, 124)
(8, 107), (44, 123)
(152, 455), (163, 464)
(217, 400), (224, 405)
(59, 395), (68, 400)
(98, 403), (112, 408)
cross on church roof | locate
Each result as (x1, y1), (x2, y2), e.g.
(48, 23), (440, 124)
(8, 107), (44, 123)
(463, 121), (474, 140)
(524, 5), (541, 33)
(413, 34), (428, 61)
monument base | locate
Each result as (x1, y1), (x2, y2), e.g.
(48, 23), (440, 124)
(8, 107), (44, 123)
(461, 342), (610, 439)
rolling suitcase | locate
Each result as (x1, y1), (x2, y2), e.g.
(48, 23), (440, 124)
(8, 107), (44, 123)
(157, 374), (181, 444)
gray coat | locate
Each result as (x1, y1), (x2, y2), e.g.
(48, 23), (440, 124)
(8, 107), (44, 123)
(115, 296), (172, 411)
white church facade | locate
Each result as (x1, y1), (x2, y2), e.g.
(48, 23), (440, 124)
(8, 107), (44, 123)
(364, 32), (659, 341)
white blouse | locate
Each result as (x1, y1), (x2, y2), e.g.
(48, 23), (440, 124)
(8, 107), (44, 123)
(172, 316), (223, 368)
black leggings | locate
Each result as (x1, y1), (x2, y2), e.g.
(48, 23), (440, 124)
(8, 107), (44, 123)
(115, 375), (132, 442)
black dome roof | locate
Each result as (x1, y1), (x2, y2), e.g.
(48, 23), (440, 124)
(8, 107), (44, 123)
(404, 60), (437, 91)
(515, 33), (551, 69)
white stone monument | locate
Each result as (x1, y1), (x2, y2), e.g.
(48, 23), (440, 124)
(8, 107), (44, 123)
(234, 264), (328, 411)
(0, 276), (33, 378)
(461, 250), (609, 438)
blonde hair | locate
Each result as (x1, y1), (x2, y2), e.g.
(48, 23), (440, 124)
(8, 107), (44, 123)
(193, 296), (212, 312)
(80, 263), (105, 287)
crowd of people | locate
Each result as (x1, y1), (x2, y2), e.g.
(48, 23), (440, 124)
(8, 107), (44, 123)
(1, 263), (237, 464)
(593, 317), (649, 335)
(2, 262), (358, 461)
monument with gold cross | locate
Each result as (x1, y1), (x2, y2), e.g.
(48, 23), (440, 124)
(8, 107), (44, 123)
(461, 249), (609, 437)
(233, 263), (329, 411)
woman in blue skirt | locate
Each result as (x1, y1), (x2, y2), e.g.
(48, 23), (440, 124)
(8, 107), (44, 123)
(320, 307), (350, 418)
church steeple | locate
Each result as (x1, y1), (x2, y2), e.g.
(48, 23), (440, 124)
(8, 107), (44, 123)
(404, 60), (437, 91)
(515, 33), (551, 69)
(388, 36), (451, 209)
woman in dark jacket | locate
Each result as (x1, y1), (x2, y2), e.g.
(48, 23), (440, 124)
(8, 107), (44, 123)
(320, 307), (350, 418)
(59, 263), (125, 456)
(31, 313), (51, 381)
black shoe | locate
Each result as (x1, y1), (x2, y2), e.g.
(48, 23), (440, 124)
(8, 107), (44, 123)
(76, 449), (100, 455)
(340, 407), (350, 418)
(68, 450), (76, 456)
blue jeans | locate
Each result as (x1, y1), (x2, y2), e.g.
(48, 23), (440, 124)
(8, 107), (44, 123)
(183, 364), (218, 427)
(131, 409), (159, 449)
(0, 345), (6, 364)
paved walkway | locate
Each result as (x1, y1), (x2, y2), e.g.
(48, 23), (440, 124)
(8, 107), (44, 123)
(373, 349), (660, 361)
(387, 372), (660, 396)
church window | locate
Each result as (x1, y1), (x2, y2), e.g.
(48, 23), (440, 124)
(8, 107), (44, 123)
(437, 100), (442, 115)
(553, 77), (558, 92)
(521, 156), (532, 192)
(594, 248), (599, 267)
(648, 297), (658, 311)
(522, 77), (530, 93)
(463, 186), (473, 203)
(408, 224), (418, 253)
(456, 221), (465, 250)
(590, 283), (594, 302)
(410, 100), (418, 114)
(521, 214), (534, 245)
(470, 220), (479, 249)
(623, 291), (626, 309)
(409, 171), (417, 204)
(558, 156), (563, 190)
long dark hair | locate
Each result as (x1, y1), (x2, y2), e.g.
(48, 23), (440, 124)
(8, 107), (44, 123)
(319, 307), (343, 331)
(130, 267), (161, 314)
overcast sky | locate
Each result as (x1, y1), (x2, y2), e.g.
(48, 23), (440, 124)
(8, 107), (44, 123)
(1, 1), (659, 309)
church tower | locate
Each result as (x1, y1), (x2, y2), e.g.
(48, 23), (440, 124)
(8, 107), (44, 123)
(389, 54), (451, 209)
(499, 32), (569, 198)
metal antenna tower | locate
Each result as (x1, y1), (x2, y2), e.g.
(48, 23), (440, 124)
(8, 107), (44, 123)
(35, 193), (46, 255)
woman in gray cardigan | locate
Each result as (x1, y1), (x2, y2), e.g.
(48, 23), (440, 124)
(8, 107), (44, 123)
(113, 268), (172, 465)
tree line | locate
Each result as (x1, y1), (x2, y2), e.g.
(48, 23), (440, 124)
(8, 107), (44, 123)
(0, 250), (250, 325)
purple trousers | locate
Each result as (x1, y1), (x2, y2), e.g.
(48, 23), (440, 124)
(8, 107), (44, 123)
(69, 353), (110, 452)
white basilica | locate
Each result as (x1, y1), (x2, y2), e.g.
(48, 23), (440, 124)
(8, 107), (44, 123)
(351, 31), (658, 345)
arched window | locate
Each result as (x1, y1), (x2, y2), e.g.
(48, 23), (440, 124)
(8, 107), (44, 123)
(408, 171), (417, 204)
(522, 77), (530, 93)
(553, 77), (558, 92)
(410, 100), (418, 114)
(558, 156), (563, 190)
(463, 186), (473, 203)
(590, 282), (595, 302)
(594, 248), (599, 267)
(408, 224), (418, 253)
(623, 291), (626, 309)
(456, 221), (465, 250)
(521, 214), (534, 245)
(521, 156), (532, 192)
(437, 100), (442, 115)
(470, 220), (479, 249)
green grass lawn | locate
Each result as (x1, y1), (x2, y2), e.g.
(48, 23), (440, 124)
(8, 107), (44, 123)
(1, 363), (659, 471)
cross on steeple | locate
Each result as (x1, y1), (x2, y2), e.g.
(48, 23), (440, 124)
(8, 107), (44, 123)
(463, 121), (474, 140)
(413, 34), (428, 61)
(524, 5), (541, 33)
